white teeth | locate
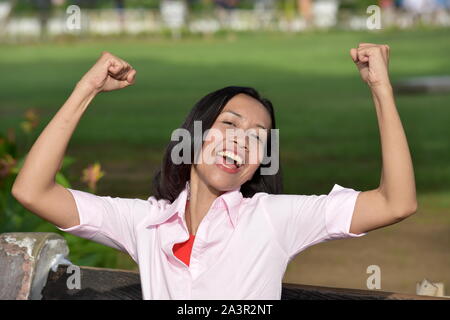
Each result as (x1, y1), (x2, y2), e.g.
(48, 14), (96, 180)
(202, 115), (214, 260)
(217, 150), (243, 167)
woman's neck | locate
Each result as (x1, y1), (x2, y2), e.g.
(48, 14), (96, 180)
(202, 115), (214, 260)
(186, 168), (223, 236)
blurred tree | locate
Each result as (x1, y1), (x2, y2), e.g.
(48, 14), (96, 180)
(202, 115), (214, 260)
(31, 0), (52, 39)
(73, 0), (99, 9)
(279, 0), (297, 20)
(214, 0), (238, 9)
(114, 0), (126, 32)
(340, 0), (381, 12)
(0, 0), (18, 37)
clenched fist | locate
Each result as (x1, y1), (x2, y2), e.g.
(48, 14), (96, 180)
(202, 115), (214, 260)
(350, 43), (391, 89)
(78, 51), (137, 93)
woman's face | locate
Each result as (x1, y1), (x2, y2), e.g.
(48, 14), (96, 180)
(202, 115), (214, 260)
(192, 93), (272, 192)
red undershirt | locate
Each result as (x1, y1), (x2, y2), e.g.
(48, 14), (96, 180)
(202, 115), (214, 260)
(172, 199), (195, 266)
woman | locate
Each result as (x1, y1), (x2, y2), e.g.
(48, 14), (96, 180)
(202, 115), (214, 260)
(12, 44), (417, 300)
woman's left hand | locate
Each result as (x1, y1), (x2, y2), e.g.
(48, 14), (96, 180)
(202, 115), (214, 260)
(350, 43), (391, 90)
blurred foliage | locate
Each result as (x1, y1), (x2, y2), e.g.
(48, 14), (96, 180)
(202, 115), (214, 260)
(339, 0), (385, 12)
(9, 0), (256, 12)
(6, 0), (386, 18)
(81, 162), (105, 194)
(0, 107), (127, 268)
(0, 108), (74, 233)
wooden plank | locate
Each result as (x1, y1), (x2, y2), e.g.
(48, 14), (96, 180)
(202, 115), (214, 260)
(42, 265), (142, 300)
(281, 282), (448, 300)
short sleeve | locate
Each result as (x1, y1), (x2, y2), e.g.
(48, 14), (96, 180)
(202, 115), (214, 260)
(56, 188), (147, 262)
(262, 184), (367, 260)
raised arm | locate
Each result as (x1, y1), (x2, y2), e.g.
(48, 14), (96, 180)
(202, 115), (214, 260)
(11, 52), (137, 229)
(348, 43), (418, 235)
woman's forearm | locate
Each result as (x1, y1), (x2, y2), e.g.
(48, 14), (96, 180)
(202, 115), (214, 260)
(371, 84), (417, 214)
(12, 82), (97, 201)
(12, 52), (136, 204)
(11, 52), (135, 229)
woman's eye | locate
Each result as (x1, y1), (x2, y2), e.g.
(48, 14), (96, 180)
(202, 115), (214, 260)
(222, 121), (235, 126)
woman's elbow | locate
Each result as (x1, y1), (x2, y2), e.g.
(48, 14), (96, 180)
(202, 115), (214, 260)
(392, 201), (418, 220)
(11, 185), (37, 206)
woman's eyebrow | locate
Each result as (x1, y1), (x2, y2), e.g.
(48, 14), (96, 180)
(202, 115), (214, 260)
(222, 110), (267, 130)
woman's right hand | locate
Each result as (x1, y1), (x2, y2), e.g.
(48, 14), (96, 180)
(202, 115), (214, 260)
(77, 51), (137, 94)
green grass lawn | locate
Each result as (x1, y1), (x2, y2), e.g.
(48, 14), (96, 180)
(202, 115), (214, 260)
(1, 29), (449, 293)
(1, 29), (449, 196)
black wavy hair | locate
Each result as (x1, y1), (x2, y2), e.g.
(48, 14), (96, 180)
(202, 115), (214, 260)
(152, 86), (283, 202)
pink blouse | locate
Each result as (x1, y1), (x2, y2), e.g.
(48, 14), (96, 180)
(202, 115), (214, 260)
(57, 181), (367, 299)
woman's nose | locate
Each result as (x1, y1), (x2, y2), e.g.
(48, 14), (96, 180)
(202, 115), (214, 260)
(233, 137), (248, 152)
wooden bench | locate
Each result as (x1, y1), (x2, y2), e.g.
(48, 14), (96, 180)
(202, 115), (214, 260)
(1, 232), (447, 300)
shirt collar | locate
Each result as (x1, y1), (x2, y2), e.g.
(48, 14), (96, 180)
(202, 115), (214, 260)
(146, 180), (243, 228)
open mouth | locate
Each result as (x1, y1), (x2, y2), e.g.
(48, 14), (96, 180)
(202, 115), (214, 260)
(216, 150), (244, 168)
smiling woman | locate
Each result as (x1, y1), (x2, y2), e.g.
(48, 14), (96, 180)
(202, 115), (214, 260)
(11, 46), (418, 300)
(153, 86), (282, 201)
